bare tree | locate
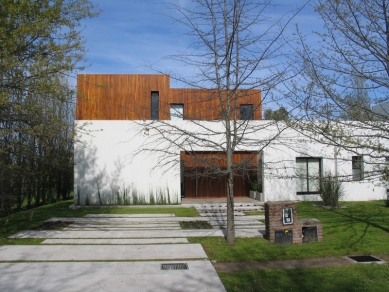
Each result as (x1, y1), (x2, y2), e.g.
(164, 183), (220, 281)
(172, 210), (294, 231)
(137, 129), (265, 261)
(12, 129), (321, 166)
(137, 0), (303, 244)
(290, 0), (389, 181)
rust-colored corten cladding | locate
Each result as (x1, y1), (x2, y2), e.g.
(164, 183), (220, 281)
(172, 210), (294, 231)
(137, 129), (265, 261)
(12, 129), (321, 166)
(77, 74), (262, 120)
(180, 151), (258, 198)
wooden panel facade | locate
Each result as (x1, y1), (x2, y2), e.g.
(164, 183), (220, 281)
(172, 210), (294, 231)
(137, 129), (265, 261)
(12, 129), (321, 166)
(181, 151), (258, 198)
(77, 74), (262, 120)
(169, 88), (262, 120)
(77, 74), (170, 120)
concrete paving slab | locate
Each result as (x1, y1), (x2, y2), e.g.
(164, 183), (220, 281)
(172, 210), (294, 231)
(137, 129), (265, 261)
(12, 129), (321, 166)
(63, 227), (182, 231)
(67, 223), (180, 228)
(198, 212), (246, 217)
(46, 217), (209, 223)
(213, 225), (265, 230)
(9, 229), (226, 238)
(69, 204), (189, 209)
(209, 220), (264, 226)
(41, 238), (189, 245)
(9, 228), (264, 238)
(208, 218), (260, 222)
(199, 206), (263, 212)
(84, 214), (176, 218)
(0, 244), (207, 261)
(240, 215), (265, 220)
(0, 261), (226, 292)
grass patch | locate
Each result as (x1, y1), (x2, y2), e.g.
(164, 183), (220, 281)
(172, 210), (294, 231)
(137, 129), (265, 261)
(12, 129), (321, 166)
(179, 221), (213, 229)
(189, 200), (389, 262)
(244, 211), (264, 216)
(0, 200), (199, 245)
(30, 221), (72, 230)
(219, 264), (389, 292)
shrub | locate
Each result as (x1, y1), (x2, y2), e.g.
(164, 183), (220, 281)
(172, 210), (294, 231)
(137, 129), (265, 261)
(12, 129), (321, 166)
(318, 172), (344, 207)
(250, 180), (262, 192)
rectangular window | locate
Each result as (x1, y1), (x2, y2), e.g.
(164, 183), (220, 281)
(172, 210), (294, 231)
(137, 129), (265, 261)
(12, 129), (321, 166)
(296, 157), (321, 194)
(352, 156), (364, 181)
(151, 91), (159, 120)
(240, 104), (253, 120)
(170, 104), (184, 120)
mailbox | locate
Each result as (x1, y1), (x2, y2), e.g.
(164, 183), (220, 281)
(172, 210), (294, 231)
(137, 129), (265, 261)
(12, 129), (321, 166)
(282, 207), (293, 225)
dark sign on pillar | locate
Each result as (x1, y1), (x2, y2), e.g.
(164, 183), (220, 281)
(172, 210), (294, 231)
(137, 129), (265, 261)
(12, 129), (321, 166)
(275, 229), (293, 244)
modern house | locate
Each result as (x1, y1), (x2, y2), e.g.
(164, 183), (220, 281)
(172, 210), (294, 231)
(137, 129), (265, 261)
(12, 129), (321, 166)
(74, 74), (387, 205)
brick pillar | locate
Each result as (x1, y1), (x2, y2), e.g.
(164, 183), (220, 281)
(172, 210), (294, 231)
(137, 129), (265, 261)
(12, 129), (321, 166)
(265, 201), (299, 244)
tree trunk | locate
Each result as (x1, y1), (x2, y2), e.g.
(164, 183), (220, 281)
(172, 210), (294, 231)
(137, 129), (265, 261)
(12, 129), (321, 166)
(226, 171), (235, 244)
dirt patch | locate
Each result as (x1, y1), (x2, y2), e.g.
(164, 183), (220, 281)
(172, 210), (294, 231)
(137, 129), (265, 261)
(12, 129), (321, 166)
(30, 221), (72, 230)
(179, 221), (213, 229)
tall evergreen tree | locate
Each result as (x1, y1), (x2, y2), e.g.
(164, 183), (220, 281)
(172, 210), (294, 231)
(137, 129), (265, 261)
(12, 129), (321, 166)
(0, 0), (99, 213)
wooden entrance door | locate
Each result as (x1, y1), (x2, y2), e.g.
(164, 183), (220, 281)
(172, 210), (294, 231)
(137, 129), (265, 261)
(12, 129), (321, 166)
(181, 151), (257, 198)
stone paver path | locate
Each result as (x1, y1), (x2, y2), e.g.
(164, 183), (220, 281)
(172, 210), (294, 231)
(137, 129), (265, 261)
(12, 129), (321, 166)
(2, 204), (266, 291)
(0, 244), (207, 261)
(0, 261), (223, 292)
(2, 212), (229, 292)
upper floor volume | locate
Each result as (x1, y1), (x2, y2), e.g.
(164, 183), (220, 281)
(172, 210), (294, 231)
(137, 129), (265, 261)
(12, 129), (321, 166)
(76, 74), (262, 121)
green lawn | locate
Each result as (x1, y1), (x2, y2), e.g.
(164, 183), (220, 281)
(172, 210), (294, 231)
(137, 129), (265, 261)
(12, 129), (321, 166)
(220, 264), (389, 292)
(1, 199), (389, 292)
(189, 200), (389, 262)
(189, 200), (389, 292)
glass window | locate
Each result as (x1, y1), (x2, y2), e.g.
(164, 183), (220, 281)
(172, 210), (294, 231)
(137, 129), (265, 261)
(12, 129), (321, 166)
(296, 158), (321, 194)
(151, 92), (159, 120)
(352, 156), (364, 181)
(240, 104), (253, 120)
(170, 104), (184, 120)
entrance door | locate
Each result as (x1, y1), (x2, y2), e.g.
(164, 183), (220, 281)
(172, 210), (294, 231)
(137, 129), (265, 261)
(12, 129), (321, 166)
(181, 151), (257, 198)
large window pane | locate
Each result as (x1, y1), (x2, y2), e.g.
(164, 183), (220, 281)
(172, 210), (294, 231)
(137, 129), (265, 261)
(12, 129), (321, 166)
(170, 104), (184, 120)
(296, 158), (321, 194)
(240, 104), (253, 120)
(296, 159), (307, 192)
(151, 92), (159, 120)
(352, 156), (363, 181)
(307, 159), (320, 192)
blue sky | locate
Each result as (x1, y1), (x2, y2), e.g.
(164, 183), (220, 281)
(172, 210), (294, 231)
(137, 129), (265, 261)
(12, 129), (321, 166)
(79, 0), (320, 87)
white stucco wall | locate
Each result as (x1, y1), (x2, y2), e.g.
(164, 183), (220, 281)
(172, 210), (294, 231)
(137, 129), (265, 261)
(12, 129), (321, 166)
(74, 121), (180, 205)
(262, 134), (387, 202)
(74, 120), (387, 205)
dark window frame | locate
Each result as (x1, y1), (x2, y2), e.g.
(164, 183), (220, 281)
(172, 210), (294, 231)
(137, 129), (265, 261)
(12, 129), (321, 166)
(296, 157), (322, 195)
(151, 91), (159, 120)
(352, 156), (364, 181)
(240, 104), (254, 120)
(170, 103), (184, 120)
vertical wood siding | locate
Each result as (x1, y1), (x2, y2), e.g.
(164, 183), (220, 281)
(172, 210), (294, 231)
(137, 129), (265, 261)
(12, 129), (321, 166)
(181, 151), (258, 198)
(76, 74), (170, 120)
(77, 74), (262, 120)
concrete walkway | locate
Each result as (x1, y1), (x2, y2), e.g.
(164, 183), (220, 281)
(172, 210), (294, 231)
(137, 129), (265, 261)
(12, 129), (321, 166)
(9, 228), (264, 239)
(0, 244), (207, 261)
(2, 205), (266, 291)
(0, 261), (223, 292)
(2, 213), (228, 292)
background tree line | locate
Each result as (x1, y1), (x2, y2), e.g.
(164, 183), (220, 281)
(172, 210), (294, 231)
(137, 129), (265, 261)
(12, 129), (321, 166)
(0, 0), (98, 215)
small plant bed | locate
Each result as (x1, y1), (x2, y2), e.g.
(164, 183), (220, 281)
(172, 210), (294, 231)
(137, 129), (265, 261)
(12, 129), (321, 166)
(30, 221), (72, 230)
(179, 220), (213, 229)
(243, 211), (264, 215)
